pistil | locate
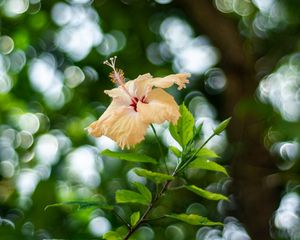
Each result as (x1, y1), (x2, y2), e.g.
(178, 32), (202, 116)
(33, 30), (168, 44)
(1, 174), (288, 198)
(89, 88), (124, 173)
(104, 56), (137, 104)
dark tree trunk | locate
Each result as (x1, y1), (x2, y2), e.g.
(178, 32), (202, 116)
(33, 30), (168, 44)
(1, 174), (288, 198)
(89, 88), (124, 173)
(175, 1), (280, 239)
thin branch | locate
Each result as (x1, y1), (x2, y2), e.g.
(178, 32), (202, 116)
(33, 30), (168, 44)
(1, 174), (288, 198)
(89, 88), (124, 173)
(124, 179), (172, 239)
(150, 124), (169, 174)
(144, 215), (166, 222)
(176, 133), (216, 173)
(112, 209), (131, 229)
(168, 185), (185, 191)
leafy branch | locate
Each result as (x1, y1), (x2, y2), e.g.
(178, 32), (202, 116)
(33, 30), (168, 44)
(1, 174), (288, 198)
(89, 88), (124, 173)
(46, 104), (230, 240)
(103, 104), (230, 239)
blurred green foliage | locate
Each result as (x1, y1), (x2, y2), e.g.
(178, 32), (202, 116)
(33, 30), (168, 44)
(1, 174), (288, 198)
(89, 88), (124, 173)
(1, 0), (300, 239)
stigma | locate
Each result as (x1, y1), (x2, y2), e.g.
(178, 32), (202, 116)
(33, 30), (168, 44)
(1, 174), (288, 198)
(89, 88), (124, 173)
(104, 56), (136, 103)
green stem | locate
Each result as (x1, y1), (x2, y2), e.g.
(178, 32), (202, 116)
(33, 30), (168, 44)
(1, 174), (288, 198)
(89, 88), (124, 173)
(168, 185), (186, 190)
(123, 130), (217, 239)
(123, 179), (172, 240)
(176, 133), (216, 173)
(150, 124), (169, 174)
(144, 215), (166, 222)
(113, 209), (131, 229)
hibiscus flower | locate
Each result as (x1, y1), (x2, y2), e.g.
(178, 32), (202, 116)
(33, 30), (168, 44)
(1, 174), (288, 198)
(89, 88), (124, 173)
(87, 57), (190, 149)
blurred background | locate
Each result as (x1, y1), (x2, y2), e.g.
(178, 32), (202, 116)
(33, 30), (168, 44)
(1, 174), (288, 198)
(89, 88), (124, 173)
(1, 0), (300, 239)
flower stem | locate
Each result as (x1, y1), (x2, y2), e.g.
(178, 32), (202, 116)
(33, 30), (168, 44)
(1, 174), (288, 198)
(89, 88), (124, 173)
(123, 132), (217, 239)
(124, 179), (172, 240)
(176, 133), (216, 173)
(150, 124), (169, 174)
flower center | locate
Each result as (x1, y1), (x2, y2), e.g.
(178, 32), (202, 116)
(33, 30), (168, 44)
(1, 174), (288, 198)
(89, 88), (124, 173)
(130, 96), (147, 112)
(103, 57), (149, 109)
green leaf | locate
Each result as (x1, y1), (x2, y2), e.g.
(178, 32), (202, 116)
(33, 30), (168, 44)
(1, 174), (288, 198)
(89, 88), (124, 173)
(116, 190), (150, 206)
(196, 148), (219, 159)
(133, 182), (152, 203)
(101, 149), (157, 164)
(134, 168), (174, 184)
(130, 211), (140, 226)
(214, 117), (231, 135)
(103, 231), (122, 240)
(103, 226), (128, 240)
(185, 185), (228, 201)
(44, 201), (113, 211)
(188, 158), (228, 176)
(169, 104), (194, 147)
(169, 146), (181, 158)
(169, 123), (181, 145)
(193, 122), (203, 140)
(166, 213), (223, 226)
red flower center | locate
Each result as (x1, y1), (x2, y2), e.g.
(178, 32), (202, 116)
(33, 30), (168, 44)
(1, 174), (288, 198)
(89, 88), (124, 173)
(130, 96), (147, 112)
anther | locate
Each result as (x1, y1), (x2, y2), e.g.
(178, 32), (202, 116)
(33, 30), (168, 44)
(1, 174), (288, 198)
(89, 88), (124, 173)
(103, 56), (136, 102)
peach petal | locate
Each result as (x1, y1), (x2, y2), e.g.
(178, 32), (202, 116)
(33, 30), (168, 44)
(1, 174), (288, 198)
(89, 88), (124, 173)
(137, 88), (180, 125)
(87, 71), (190, 148)
(104, 87), (131, 105)
(87, 102), (148, 149)
(150, 73), (191, 90)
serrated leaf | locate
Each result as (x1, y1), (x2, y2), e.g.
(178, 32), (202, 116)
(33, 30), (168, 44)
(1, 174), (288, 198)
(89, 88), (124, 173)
(169, 104), (194, 147)
(116, 190), (150, 206)
(185, 185), (228, 201)
(134, 168), (174, 184)
(188, 158), (228, 176)
(133, 182), (152, 203)
(166, 213), (223, 226)
(169, 146), (181, 158)
(130, 211), (140, 226)
(44, 201), (113, 211)
(196, 148), (219, 159)
(214, 117), (231, 135)
(101, 149), (157, 164)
